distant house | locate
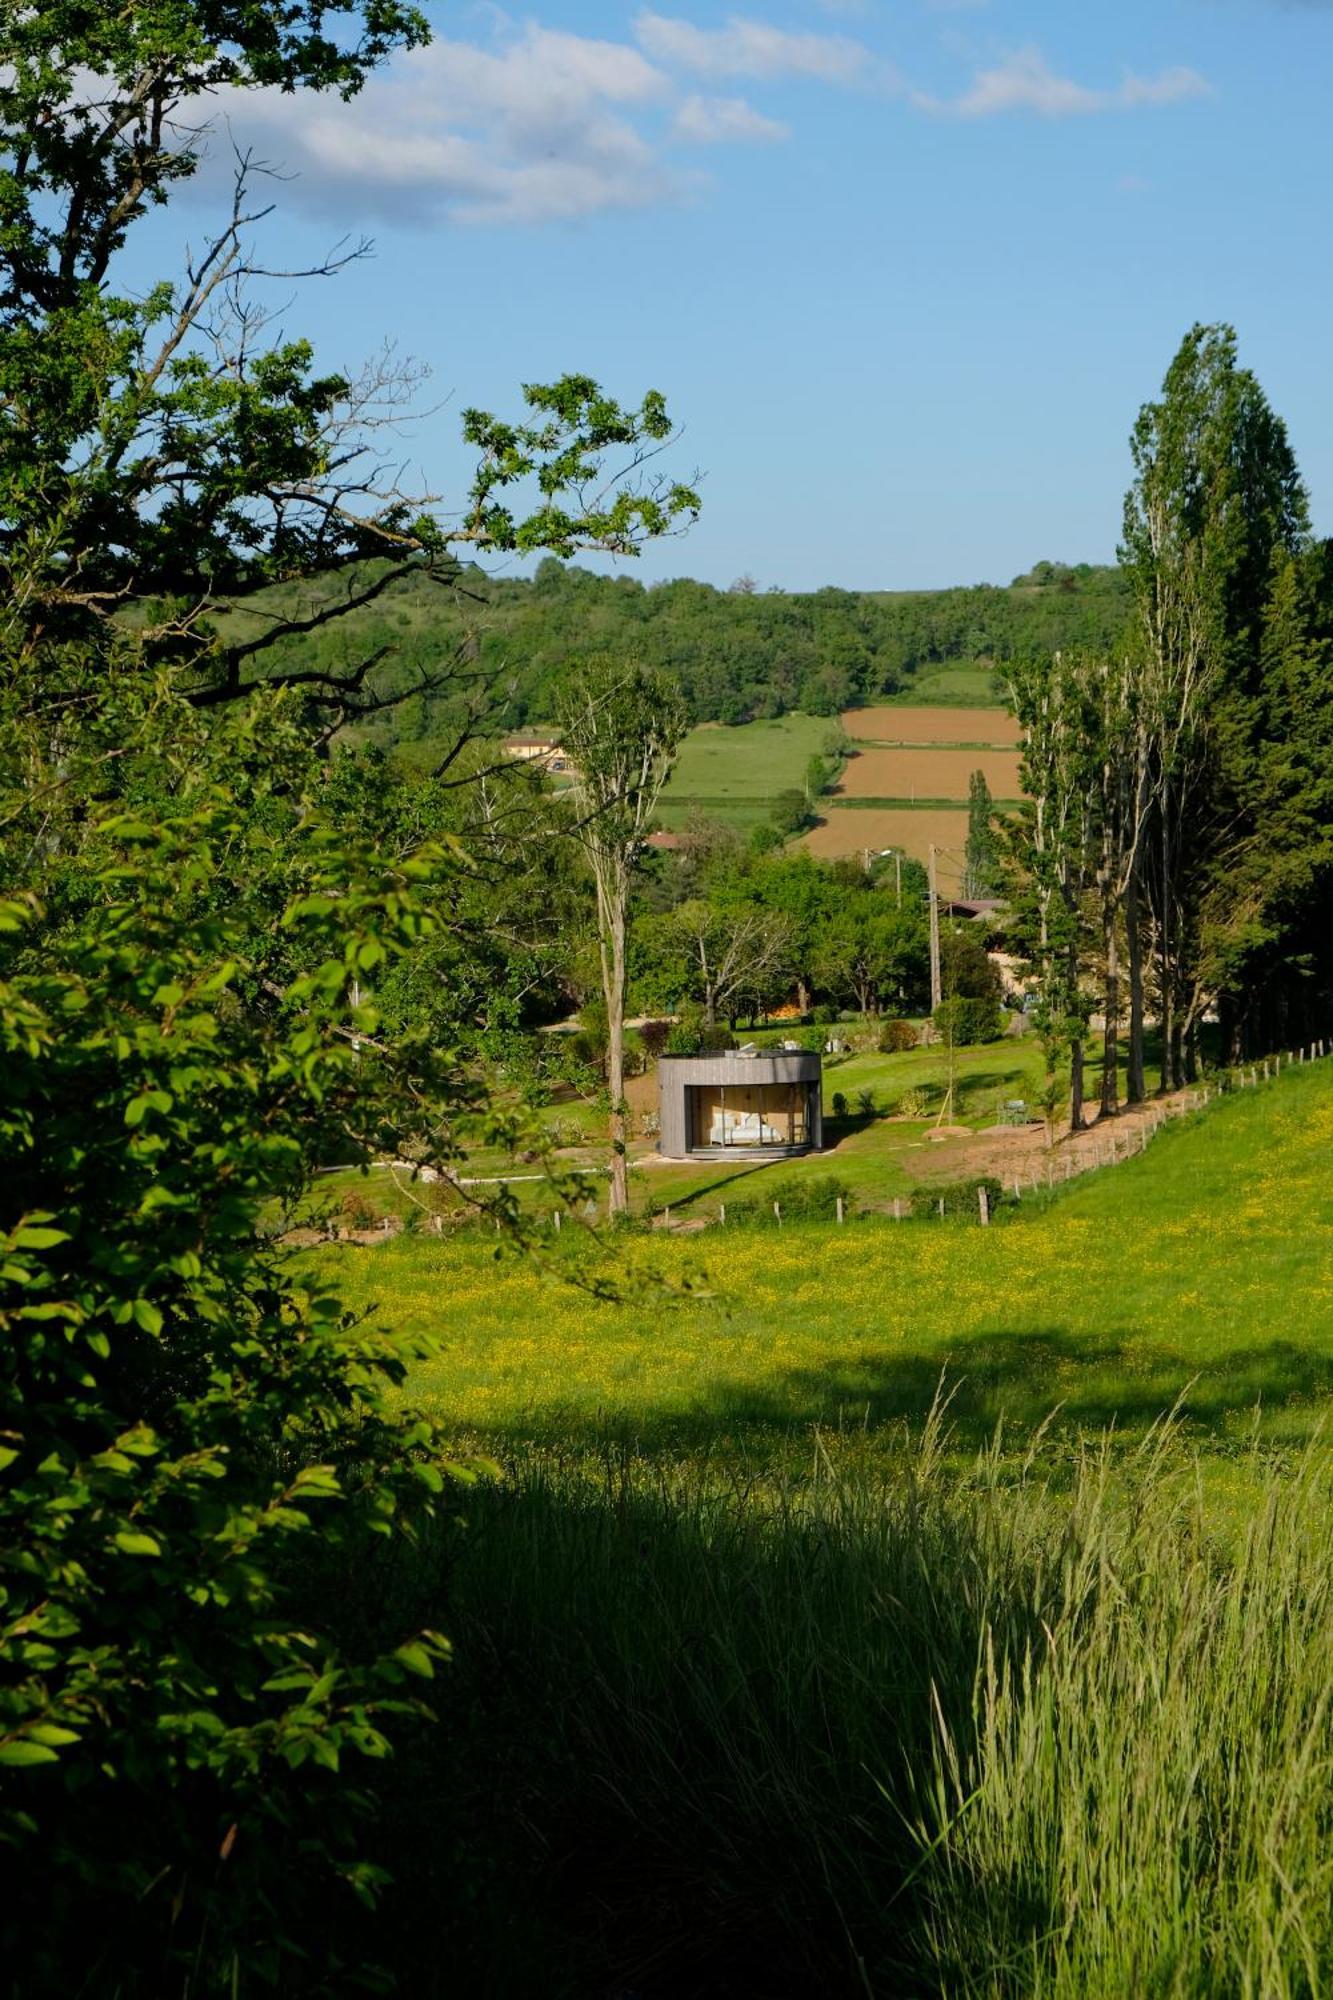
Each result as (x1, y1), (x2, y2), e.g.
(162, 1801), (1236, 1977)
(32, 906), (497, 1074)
(941, 897), (1004, 921)
(501, 732), (574, 775)
(644, 829), (684, 852)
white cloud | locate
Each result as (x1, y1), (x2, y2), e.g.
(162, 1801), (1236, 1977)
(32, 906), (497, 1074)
(214, 21), (688, 225)
(635, 11), (890, 87)
(672, 92), (788, 141)
(914, 46), (1210, 118)
(200, 16), (1209, 229)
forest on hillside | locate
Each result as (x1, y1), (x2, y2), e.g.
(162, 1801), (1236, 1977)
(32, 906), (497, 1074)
(224, 556), (1132, 749)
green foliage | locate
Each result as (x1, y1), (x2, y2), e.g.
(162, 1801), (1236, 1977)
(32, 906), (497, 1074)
(0, 702), (478, 1983)
(726, 1174), (854, 1223)
(769, 786), (813, 836)
(329, 564), (1131, 753)
(909, 1173), (1003, 1218)
(933, 994), (1003, 1046)
(963, 768), (999, 899)
(417, 1429), (1333, 1995)
(877, 1019), (919, 1054)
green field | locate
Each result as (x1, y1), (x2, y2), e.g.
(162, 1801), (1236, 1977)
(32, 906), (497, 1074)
(309, 1061), (1333, 1466)
(883, 662), (1004, 704)
(657, 677), (1010, 835)
(307, 1064), (1333, 1996)
(656, 711), (834, 828)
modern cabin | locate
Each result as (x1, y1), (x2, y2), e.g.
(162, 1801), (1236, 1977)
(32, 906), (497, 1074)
(657, 1049), (823, 1161)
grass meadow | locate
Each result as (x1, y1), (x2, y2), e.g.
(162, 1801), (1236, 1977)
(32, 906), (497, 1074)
(307, 1064), (1333, 1995)
(656, 712), (834, 829)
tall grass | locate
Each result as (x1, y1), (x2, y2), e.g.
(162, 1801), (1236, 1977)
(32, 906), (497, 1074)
(395, 1412), (1333, 1995)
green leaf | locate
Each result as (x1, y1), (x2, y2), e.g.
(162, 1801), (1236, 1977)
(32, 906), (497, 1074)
(131, 1299), (164, 1337)
(0, 1741), (60, 1767)
(113, 1531), (163, 1557)
(24, 1724), (80, 1748)
(12, 1224), (69, 1250)
(391, 1641), (436, 1679)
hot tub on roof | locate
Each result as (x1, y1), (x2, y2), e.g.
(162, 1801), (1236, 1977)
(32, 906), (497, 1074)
(657, 1048), (823, 1161)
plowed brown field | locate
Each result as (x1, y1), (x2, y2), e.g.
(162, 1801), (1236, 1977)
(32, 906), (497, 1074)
(835, 746), (1023, 800)
(843, 705), (1020, 745)
(800, 809), (969, 885)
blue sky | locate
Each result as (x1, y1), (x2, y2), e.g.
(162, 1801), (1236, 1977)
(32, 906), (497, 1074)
(168, 1), (1333, 589)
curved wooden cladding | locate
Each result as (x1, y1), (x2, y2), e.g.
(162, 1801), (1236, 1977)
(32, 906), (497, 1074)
(657, 1053), (823, 1159)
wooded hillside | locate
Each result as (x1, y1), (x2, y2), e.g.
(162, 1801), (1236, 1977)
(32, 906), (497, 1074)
(228, 557), (1132, 749)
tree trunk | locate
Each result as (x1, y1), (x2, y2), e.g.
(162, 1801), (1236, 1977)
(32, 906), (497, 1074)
(604, 896), (629, 1216)
(1158, 922), (1176, 1092)
(1070, 1036), (1086, 1134)
(1101, 891), (1120, 1117)
(797, 976), (811, 1016)
(1125, 865), (1146, 1104)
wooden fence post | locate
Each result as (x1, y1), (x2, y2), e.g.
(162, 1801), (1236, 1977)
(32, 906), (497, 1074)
(719, 1202), (726, 1227)
(836, 1197), (845, 1226)
(978, 1186), (990, 1226)
(773, 1201), (782, 1226)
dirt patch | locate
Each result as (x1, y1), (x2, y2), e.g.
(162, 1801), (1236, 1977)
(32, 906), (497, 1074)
(835, 746), (1024, 802)
(842, 705), (1021, 746)
(799, 809), (969, 880)
(898, 1091), (1199, 1193)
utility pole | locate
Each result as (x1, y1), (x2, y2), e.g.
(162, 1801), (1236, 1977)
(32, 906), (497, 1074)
(928, 845), (942, 1013)
(894, 852), (901, 910)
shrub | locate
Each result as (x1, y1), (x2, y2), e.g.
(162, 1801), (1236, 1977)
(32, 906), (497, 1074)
(831, 1091), (849, 1119)
(0, 790), (461, 1985)
(728, 1174), (854, 1223)
(894, 1086), (933, 1119)
(339, 1186), (385, 1232)
(910, 1175), (1004, 1219)
(813, 1002), (841, 1025)
(637, 1018), (673, 1061)
(877, 1019), (919, 1054)
(932, 994), (1003, 1046)
(855, 1087), (878, 1118)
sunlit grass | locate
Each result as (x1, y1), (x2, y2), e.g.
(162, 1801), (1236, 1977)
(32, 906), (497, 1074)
(305, 1064), (1333, 1475)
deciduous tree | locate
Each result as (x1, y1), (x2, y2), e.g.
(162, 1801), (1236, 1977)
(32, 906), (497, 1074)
(559, 660), (685, 1214)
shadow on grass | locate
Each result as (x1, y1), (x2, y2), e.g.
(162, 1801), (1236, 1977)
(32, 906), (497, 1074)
(325, 1419), (1060, 2000)
(444, 1328), (1333, 1463)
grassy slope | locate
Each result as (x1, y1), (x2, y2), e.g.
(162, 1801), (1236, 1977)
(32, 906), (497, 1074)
(308, 1061), (1333, 1469)
(656, 712), (832, 828)
(339, 1064), (1333, 1996)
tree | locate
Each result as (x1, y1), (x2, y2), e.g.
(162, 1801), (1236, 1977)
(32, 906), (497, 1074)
(671, 898), (794, 1026)
(963, 770), (999, 899)
(0, 0), (702, 1978)
(0, 4), (700, 728)
(1121, 323), (1309, 1086)
(813, 903), (927, 1017)
(1007, 652), (1096, 1135)
(0, 689), (489, 1985)
(558, 661), (685, 1214)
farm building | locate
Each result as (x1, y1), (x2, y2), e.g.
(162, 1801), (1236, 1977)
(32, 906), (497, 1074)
(658, 1048), (823, 1161)
(500, 732), (574, 774)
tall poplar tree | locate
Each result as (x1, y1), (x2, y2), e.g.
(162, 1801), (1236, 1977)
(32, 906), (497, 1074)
(1121, 323), (1308, 1085)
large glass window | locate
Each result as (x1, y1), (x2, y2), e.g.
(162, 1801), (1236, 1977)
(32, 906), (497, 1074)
(686, 1083), (811, 1149)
